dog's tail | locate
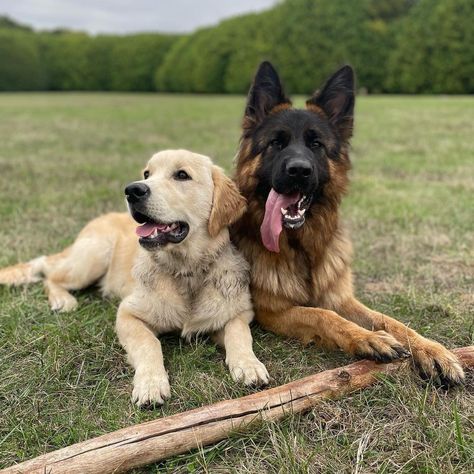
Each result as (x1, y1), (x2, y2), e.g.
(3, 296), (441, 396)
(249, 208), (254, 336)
(0, 253), (61, 286)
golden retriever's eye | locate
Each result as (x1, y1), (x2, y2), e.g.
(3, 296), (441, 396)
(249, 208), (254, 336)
(143, 170), (150, 179)
(174, 170), (191, 181)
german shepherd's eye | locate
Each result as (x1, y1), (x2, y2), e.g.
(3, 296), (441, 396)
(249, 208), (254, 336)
(269, 138), (283, 150)
(143, 170), (150, 179)
(174, 170), (192, 181)
(269, 132), (288, 151)
(305, 131), (323, 150)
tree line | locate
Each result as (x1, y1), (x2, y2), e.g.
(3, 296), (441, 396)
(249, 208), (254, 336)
(0, 0), (472, 94)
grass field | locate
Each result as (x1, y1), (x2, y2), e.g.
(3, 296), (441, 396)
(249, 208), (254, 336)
(0, 93), (473, 473)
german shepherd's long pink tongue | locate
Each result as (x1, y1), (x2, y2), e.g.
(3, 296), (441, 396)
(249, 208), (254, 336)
(260, 189), (300, 253)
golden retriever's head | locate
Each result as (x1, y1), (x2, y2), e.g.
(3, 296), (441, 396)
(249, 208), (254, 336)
(125, 149), (246, 253)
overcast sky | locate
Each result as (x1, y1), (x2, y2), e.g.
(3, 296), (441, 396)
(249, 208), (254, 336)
(0, 0), (279, 34)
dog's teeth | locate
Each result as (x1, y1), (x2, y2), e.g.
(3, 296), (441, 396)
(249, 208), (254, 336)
(298, 209), (305, 216)
(281, 208), (288, 215)
(298, 195), (307, 209)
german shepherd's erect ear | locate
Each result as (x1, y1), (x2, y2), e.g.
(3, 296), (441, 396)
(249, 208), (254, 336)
(208, 166), (247, 238)
(307, 65), (355, 142)
(244, 61), (291, 129)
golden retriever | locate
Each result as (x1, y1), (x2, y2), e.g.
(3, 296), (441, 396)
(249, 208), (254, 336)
(0, 149), (269, 405)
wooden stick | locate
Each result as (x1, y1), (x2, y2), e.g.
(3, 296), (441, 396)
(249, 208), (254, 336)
(3, 346), (473, 474)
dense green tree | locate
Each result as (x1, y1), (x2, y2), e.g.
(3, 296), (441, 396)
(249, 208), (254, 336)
(156, 17), (251, 93)
(87, 35), (117, 90)
(387, 0), (474, 93)
(0, 15), (33, 31)
(366, 0), (416, 21)
(1, 1), (472, 94)
(223, 13), (275, 93)
(156, 7), (283, 94)
(36, 32), (177, 91)
(156, 0), (414, 95)
(38, 32), (98, 90)
(0, 30), (44, 90)
(265, 0), (401, 94)
(109, 34), (177, 91)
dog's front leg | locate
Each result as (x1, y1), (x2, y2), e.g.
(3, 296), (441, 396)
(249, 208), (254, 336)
(256, 306), (409, 362)
(116, 302), (170, 406)
(334, 297), (465, 385)
(214, 310), (269, 386)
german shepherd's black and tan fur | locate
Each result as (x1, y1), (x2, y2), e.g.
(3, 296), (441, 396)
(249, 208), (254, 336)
(232, 62), (464, 385)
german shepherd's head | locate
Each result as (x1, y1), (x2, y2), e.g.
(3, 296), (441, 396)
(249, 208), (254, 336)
(234, 62), (355, 253)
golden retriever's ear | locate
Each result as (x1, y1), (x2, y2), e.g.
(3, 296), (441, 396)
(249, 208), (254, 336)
(208, 166), (247, 238)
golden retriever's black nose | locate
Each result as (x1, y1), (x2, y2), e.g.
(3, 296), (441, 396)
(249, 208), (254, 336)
(285, 157), (312, 180)
(125, 182), (150, 203)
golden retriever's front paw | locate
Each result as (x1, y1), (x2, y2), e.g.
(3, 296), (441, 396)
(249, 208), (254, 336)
(412, 339), (465, 386)
(132, 369), (171, 406)
(49, 293), (78, 312)
(227, 356), (269, 386)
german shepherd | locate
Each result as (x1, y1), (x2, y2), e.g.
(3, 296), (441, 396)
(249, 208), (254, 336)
(231, 62), (464, 385)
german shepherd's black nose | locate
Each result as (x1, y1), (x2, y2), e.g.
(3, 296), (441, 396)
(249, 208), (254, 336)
(285, 157), (312, 180)
(125, 182), (150, 203)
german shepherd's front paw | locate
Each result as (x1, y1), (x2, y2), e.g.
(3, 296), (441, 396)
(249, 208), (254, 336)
(412, 338), (465, 387)
(132, 369), (171, 407)
(352, 330), (410, 363)
(227, 356), (270, 386)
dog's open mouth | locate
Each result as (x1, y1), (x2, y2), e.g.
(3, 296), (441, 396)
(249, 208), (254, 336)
(132, 210), (189, 248)
(260, 190), (312, 253)
(280, 194), (311, 229)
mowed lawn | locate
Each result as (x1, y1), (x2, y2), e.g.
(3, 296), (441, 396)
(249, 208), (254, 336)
(0, 93), (473, 473)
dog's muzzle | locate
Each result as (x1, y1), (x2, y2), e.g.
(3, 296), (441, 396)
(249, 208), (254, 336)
(124, 181), (190, 250)
(273, 148), (317, 196)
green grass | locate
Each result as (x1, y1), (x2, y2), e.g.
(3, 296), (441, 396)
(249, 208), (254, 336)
(0, 93), (473, 473)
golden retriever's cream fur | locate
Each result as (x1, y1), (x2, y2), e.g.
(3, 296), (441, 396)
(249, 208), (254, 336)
(0, 150), (269, 405)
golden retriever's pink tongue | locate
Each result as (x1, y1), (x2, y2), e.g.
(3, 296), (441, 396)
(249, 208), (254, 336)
(136, 222), (168, 237)
(260, 189), (300, 253)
